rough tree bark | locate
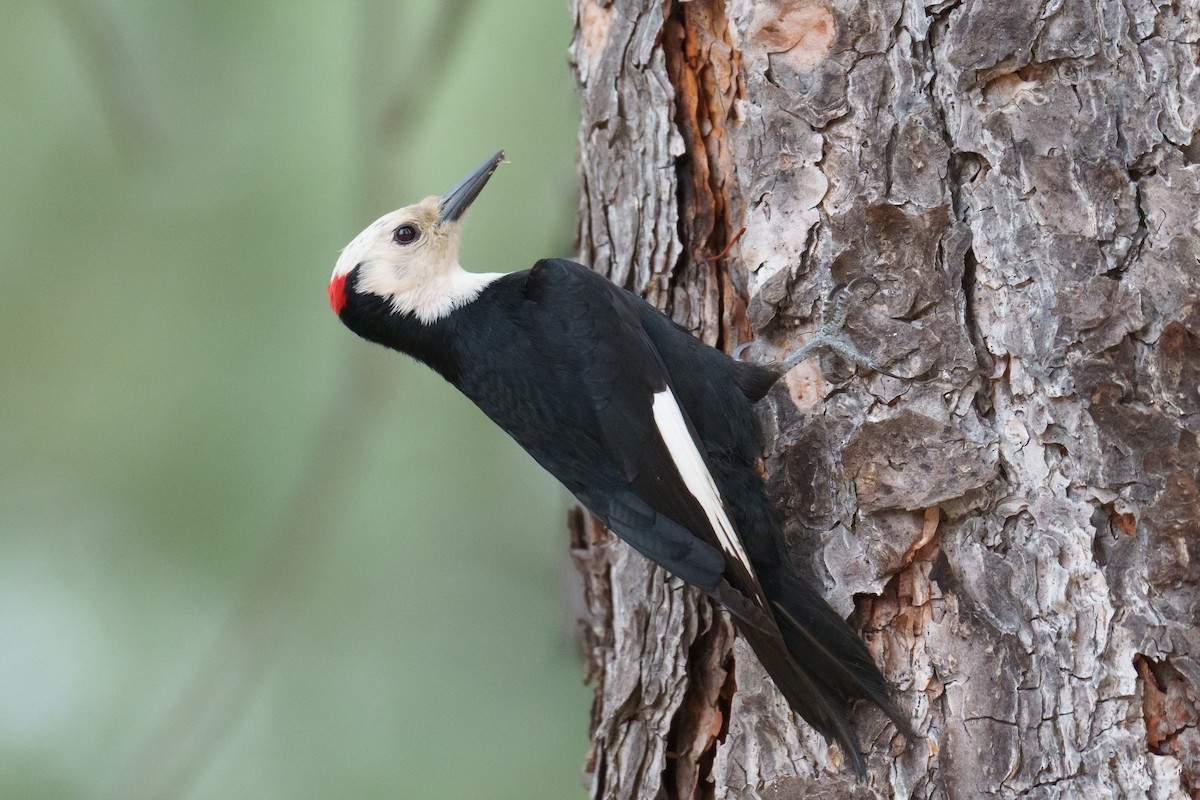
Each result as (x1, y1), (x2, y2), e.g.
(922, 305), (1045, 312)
(567, 1), (1200, 798)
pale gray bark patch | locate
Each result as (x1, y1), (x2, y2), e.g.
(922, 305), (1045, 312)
(570, 0), (1200, 797)
(572, 0), (685, 304)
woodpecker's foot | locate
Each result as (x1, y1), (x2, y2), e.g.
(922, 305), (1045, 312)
(780, 278), (898, 377)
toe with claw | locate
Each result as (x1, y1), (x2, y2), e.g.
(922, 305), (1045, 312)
(779, 278), (899, 378)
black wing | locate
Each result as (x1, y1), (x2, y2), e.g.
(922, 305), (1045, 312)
(456, 258), (766, 602)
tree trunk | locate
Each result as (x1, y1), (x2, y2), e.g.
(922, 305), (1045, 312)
(568, 0), (1200, 797)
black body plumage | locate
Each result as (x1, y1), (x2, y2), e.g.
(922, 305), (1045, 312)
(337, 255), (912, 774)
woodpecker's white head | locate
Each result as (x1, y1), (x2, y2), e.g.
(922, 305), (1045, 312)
(329, 151), (505, 324)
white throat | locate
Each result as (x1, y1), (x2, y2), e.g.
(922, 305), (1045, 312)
(357, 261), (503, 324)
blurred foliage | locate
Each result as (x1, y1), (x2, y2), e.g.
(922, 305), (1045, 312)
(0, 1), (586, 797)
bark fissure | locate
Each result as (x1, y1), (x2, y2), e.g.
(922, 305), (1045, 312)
(662, 0), (745, 347)
(662, 607), (738, 800)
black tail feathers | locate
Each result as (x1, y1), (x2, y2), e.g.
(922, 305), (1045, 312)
(698, 411), (911, 772)
(765, 569), (915, 737)
(735, 620), (869, 774)
(728, 568), (914, 776)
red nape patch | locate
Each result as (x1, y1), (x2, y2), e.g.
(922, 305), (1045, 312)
(328, 273), (348, 315)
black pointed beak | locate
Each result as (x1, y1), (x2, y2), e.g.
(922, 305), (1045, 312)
(437, 150), (505, 224)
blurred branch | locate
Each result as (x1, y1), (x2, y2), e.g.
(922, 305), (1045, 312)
(49, 0), (159, 162)
(106, 4), (481, 798)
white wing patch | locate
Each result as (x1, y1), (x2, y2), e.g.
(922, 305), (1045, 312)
(652, 388), (760, 590)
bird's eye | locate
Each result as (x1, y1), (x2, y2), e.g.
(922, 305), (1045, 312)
(393, 225), (420, 245)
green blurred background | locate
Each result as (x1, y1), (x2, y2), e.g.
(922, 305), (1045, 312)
(0, 1), (587, 797)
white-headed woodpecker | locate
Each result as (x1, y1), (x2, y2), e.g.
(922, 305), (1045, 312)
(328, 152), (913, 774)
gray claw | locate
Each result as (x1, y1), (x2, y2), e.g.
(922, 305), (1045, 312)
(780, 280), (898, 378)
